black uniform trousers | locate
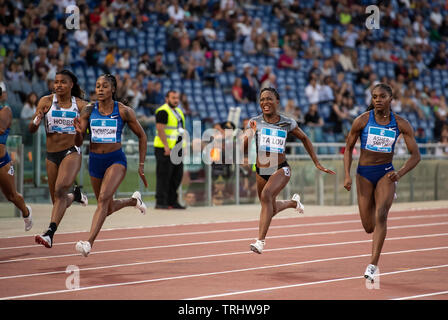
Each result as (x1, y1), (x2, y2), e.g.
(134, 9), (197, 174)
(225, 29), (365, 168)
(154, 147), (183, 206)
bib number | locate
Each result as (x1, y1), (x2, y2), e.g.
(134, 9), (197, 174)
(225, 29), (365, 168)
(366, 126), (396, 153)
(90, 119), (118, 143)
(259, 128), (287, 154)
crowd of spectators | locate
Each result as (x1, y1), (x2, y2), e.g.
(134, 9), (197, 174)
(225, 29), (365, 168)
(0, 0), (448, 148)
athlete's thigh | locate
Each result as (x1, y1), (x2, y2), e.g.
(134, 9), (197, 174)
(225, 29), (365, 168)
(0, 163), (16, 198)
(97, 164), (127, 201)
(374, 174), (395, 217)
(46, 159), (59, 202)
(54, 153), (81, 188)
(256, 174), (268, 199)
(356, 174), (376, 223)
(261, 168), (290, 199)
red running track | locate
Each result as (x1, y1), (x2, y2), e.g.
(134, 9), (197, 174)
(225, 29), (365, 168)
(0, 208), (447, 300)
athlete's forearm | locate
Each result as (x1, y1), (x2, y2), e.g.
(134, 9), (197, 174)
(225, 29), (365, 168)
(396, 152), (420, 178)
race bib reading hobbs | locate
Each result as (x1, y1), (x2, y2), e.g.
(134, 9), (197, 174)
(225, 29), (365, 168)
(48, 110), (77, 133)
(365, 126), (396, 153)
(90, 119), (118, 143)
(259, 127), (287, 153)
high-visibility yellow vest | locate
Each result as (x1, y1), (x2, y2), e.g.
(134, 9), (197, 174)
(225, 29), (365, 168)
(153, 104), (186, 149)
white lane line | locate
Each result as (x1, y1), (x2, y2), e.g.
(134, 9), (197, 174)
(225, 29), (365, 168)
(1, 211), (447, 241)
(1, 246), (447, 300)
(0, 233), (447, 280)
(1, 221), (447, 265)
(4, 213), (448, 250)
(186, 264), (448, 300)
(392, 290), (448, 300)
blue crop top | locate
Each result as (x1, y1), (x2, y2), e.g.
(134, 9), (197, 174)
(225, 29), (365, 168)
(89, 101), (124, 144)
(360, 110), (400, 153)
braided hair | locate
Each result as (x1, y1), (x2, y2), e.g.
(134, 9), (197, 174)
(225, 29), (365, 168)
(100, 73), (118, 100)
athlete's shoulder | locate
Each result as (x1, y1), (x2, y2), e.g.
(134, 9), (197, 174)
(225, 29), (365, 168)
(38, 94), (53, 104)
(393, 112), (412, 132)
(351, 110), (370, 130)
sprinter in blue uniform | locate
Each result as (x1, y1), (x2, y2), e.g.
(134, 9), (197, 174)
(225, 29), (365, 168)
(0, 86), (33, 231)
(73, 74), (148, 257)
(343, 83), (421, 282)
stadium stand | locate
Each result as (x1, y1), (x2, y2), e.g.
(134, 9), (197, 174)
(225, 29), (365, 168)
(1, 0), (448, 149)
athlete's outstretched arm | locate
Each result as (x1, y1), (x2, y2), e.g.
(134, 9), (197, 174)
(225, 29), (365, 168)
(120, 104), (148, 187)
(343, 115), (366, 191)
(0, 105), (12, 134)
(290, 126), (335, 175)
(387, 117), (421, 182)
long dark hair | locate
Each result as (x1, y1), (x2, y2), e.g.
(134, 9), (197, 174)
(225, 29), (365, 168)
(367, 83), (393, 111)
(56, 70), (84, 99)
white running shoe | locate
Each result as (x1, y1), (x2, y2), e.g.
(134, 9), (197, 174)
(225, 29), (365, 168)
(76, 240), (91, 257)
(132, 191), (147, 215)
(23, 205), (33, 231)
(292, 193), (305, 214)
(250, 239), (265, 254)
(364, 264), (377, 282)
(35, 234), (52, 248)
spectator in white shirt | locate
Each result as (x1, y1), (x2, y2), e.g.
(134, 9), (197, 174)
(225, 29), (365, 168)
(74, 22), (89, 47)
(117, 51), (131, 70)
(305, 76), (322, 104)
(168, 1), (185, 23)
(430, 7), (443, 26)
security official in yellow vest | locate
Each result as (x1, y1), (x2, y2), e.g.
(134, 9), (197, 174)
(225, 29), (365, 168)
(154, 90), (186, 209)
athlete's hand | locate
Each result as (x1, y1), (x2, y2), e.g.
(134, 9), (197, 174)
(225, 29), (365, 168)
(138, 164), (148, 188)
(387, 171), (401, 182)
(316, 163), (336, 175)
(344, 176), (352, 191)
(249, 120), (257, 132)
(32, 111), (43, 127)
(74, 117), (82, 134)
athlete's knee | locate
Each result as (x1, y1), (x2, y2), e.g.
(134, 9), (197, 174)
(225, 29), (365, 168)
(376, 206), (389, 224)
(259, 189), (273, 204)
(54, 184), (70, 200)
(97, 192), (112, 208)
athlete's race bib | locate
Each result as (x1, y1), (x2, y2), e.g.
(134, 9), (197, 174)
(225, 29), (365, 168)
(90, 119), (118, 143)
(365, 126), (396, 153)
(48, 110), (77, 133)
(259, 127), (287, 153)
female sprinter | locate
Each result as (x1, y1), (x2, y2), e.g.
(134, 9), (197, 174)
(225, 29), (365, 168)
(73, 74), (148, 257)
(0, 86), (33, 230)
(244, 87), (335, 254)
(30, 70), (88, 248)
(343, 83), (420, 282)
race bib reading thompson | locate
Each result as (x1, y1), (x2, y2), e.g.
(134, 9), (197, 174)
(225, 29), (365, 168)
(49, 110), (77, 133)
(259, 127), (287, 153)
(90, 119), (118, 143)
(366, 126), (396, 153)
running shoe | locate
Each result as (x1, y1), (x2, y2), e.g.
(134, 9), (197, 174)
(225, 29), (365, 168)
(23, 205), (33, 231)
(250, 239), (265, 254)
(73, 185), (88, 206)
(132, 191), (147, 214)
(292, 193), (305, 214)
(75, 240), (91, 257)
(364, 264), (377, 283)
(35, 234), (52, 248)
